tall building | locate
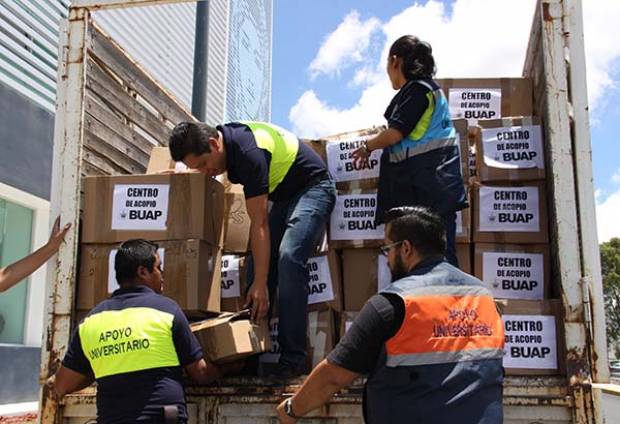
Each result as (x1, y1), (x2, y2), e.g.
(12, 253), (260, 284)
(93, 0), (273, 124)
(0, 0), (272, 406)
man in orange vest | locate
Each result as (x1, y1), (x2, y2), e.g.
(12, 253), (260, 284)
(276, 206), (504, 424)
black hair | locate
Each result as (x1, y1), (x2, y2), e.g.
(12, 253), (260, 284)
(114, 239), (159, 285)
(168, 122), (219, 161)
(384, 206), (446, 257)
(388, 35), (436, 79)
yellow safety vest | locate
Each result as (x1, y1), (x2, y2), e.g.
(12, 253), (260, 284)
(243, 122), (299, 194)
(79, 307), (180, 378)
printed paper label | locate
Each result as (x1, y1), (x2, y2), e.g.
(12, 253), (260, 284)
(456, 210), (464, 236)
(108, 247), (165, 293)
(330, 193), (385, 240)
(221, 255), (241, 298)
(377, 254), (391, 292)
(479, 186), (540, 232)
(326, 137), (382, 182)
(482, 125), (544, 169)
(307, 256), (335, 304)
(503, 314), (557, 369)
(449, 88), (501, 123)
(482, 252), (544, 299)
(111, 184), (170, 231)
(259, 318), (280, 363)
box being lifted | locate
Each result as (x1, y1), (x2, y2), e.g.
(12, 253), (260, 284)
(191, 310), (271, 364)
(82, 173), (224, 245)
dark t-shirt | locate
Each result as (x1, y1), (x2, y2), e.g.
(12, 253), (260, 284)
(62, 285), (203, 423)
(327, 257), (444, 373)
(219, 122), (326, 201)
(384, 78), (438, 138)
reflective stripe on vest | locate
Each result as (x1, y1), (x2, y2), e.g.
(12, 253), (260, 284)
(383, 264), (504, 367)
(388, 80), (457, 163)
(243, 122), (299, 194)
(79, 307), (179, 378)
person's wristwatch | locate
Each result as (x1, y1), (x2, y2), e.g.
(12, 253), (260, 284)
(284, 397), (299, 419)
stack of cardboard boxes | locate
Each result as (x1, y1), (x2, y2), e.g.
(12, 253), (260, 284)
(78, 172), (224, 314)
(321, 128), (388, 341)
(437, 78), (563, 375)
(220, 184), (251, 312)
(76, 149), (271, 364)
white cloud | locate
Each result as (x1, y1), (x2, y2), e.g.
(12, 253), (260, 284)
(309, 11), (380, 79)
(612, 169), (620, 184)
(583, 0), (620, 112)
(290, 0), (620, 138)
(597, 190), (620, 242)
(291, 0), (536, 136)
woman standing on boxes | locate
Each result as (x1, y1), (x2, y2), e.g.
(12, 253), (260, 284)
(352, 35), (466, 267)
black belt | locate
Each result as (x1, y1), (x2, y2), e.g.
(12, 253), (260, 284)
(306, 171), (330, 188)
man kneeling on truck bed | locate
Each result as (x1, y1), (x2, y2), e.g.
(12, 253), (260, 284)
(276, 207), (505, 424)
(52, 239), (235, 423)
(169, 121), (336, 378)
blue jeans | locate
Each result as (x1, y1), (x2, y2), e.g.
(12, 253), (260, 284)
(250, 177), (336, 368)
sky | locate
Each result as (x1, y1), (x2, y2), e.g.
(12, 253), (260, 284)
(271, 0), (620, 243)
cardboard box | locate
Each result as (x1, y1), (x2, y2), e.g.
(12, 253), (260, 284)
(436, 78), (533, 123)
(474, 243), (550, 300)
(342, 249), (391, 311)
(258, 317), (281, 374)
(473, 117), (545, 182)
(223, 188), (251, 253)
(323, 127), (384, 191)
(499, 299), (564, 375)
(191, 311), (271, 363)
(468, 128), (478, 180)
(329, 190), (385, 249)
(455, 204), (471, 243)
(308, 250), (343, 311)
(473, 182), (549, 244)
(78, 240), (221, 312)
(339, 311), (359, 339)
(456, 243), (472, 275)
(220, 254), (248, 312)
(82, 173), (224, 245)
(307, 309), (336, 369)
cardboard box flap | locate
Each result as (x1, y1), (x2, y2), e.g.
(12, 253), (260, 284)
(190, 310), (250, 330)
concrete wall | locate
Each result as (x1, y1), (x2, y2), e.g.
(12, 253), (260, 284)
(0, 81), (54, 200)
(0, 345), (41, 403)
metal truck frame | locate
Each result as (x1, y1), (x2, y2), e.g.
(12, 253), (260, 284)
(39, 0), (610, 422)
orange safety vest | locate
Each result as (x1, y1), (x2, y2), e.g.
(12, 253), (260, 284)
(383, 264), (504, 367)
(364, 261), (505, 424)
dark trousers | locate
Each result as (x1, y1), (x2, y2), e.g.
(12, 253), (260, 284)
(441, 212), (459, 268)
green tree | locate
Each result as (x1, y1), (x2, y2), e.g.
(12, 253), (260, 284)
(601, 238), (620, 349)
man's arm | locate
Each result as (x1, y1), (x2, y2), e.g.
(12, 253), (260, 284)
(244, 194), (270, 322)
(276, 360), (359, 423)
(53, 365), (94, 397)
(0, 217), (71, 293)
(184, 359), (245, 384)
(184, 359), (221, 384)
